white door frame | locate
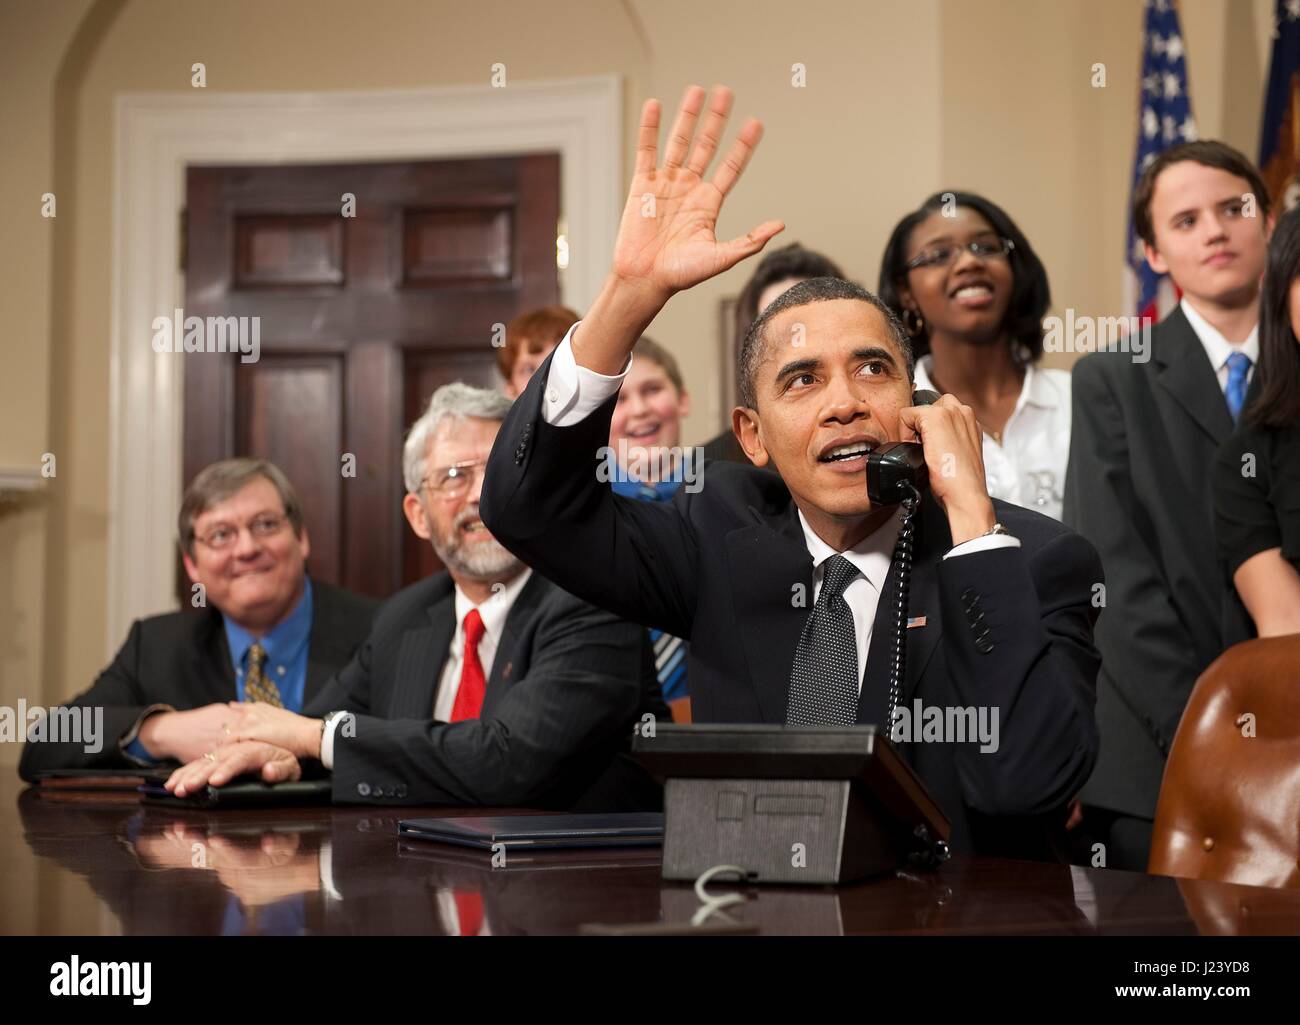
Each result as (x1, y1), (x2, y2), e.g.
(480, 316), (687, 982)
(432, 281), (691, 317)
(108, 76), (621, 649)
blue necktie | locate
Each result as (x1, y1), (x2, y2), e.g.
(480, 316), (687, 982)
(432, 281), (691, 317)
(649, 628), (688, 702)
(1225, 351), (1251, 422)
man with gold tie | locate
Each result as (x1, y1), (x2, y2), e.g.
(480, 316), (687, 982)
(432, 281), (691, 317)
(20, 459), (375, 779)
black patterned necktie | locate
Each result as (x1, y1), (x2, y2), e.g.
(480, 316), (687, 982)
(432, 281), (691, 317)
(786, 554), (861, 725)
(243, 642), (284, 708)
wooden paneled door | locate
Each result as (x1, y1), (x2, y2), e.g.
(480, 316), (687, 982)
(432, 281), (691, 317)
(182, 156), (560, 600)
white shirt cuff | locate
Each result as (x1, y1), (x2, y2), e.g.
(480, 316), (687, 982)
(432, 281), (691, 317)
(320, 714), (345, 770)
(943, 533), (1021, 560)
(541, 322), (632, 426)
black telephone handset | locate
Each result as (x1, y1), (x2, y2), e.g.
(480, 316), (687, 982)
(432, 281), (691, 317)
(864, 389), (940, 506)
(864, 389), (943, 773)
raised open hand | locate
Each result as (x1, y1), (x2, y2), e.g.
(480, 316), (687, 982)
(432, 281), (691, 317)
(611, 85), (784, 300)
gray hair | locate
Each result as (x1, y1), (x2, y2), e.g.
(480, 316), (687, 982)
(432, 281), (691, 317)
(403, 382), (514, 493)
(738, 277), (914, 409)
(179, 458), (304, 558)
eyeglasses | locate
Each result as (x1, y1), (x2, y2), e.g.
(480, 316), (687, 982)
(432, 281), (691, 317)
(421, 459), (488, 500)
(904, 237), (1015, 271)
(196, 514), (288, 550)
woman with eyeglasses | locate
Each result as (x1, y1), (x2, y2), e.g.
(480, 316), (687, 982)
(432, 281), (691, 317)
(1213, 205), (1300, 639)
(878, 191), (1069, 520)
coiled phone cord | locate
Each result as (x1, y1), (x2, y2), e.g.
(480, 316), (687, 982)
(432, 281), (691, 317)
(886, 486), (920, 739)
(886, 487), (952, 870)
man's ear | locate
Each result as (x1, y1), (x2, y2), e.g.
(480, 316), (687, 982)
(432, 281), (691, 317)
(296, 524), (311, 563)
(677, 386), (691, 420)
(733, 406), (770, 467)
(1143, 239), (1169, 276)
(402, 492), (433, 540)
(182, 551), (201, 585)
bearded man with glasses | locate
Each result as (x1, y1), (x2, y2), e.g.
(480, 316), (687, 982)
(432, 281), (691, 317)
(20, 459), (376, 780)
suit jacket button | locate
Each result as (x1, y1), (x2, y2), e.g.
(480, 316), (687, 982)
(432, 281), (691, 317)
(395, 784), (408, 799)
(357, 782), (371, 797)
(373, 785), (385, 798)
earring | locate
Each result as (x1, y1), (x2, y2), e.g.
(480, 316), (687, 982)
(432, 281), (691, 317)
(902, 307), (925, 337)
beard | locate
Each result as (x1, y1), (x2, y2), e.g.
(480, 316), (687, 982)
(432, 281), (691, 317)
(431, 504), (523, 580)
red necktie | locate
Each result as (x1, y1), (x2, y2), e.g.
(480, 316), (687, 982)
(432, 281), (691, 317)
(449, 608), (486, 721)
(453, 890), (484, 936)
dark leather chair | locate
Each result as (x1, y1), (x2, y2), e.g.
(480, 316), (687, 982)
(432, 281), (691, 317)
(1149, 634), (1300, 888)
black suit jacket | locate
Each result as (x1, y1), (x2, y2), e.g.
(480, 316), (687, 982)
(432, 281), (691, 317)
(304, 570), (666, 811)
(1064, 306), (1255, 820)
(480, 349), (1104, 858)
(18, 580), (375, 781)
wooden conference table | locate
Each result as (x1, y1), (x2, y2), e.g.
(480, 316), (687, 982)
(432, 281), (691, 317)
(5, 776), (1300, 936)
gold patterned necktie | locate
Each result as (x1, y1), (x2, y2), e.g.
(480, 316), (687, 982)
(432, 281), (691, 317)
(242, 642), (284, 708)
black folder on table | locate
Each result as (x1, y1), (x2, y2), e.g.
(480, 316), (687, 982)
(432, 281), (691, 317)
(31, 768), (171, 792)
(398, 813), (664, 851)
(138, 777), (333, 809)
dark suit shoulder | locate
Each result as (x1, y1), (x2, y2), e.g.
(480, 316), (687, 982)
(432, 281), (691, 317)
(523, 572), (631, 623)
(676, 458), (793, 525)
(126, 607), (218, 650)
(1072, 342), (1151, 389)
(368, 573), (454, 634)
(311, 579), (378, 621)
(1073, 306), (1192, 386)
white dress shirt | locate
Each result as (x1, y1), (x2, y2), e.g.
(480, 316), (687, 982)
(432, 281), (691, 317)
(1179, 298), (1259, 393)
(538, 322), (1020, 689)
(912, 355), (1072, 521)
(320, 568), (533, 768)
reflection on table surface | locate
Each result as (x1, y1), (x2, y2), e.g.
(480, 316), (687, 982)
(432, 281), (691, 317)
(7, 777), (1300, 936)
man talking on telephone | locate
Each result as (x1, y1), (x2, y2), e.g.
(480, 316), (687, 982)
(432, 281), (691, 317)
(481, 85), (1102, 859)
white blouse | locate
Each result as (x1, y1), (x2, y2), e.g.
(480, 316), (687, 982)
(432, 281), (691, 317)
(913, 355), (1072, 521)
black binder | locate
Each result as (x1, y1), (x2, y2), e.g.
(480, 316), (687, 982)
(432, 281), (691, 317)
(138, 777), (333, 809)
(398, 813), (664, 851)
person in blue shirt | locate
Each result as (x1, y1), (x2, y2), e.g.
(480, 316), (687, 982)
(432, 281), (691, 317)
(604, 336), (698, 713)
(19, 459), (374, 780)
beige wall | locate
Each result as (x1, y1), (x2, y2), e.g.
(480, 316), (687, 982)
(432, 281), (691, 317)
(0, 0), (98, 765)
(0, 0), (1278, 768)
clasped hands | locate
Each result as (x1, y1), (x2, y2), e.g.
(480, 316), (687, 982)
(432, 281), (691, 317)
(164, 702), (322, 797)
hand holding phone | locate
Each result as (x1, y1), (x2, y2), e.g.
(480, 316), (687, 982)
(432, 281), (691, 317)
(865, 389), (939, 506)
(881, 390), (997, 545)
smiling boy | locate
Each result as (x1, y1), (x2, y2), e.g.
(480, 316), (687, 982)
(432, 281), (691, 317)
(1064, 141), (1272, 870)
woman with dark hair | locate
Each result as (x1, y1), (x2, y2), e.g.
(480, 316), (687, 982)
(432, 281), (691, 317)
(878, 191), (1069, 519)
(1213, 205), (1300, 638)
(702, 242), (846, 464)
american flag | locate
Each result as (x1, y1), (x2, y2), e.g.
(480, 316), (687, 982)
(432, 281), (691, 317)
(1259, 0), (1300, 210)
(1126, 0), (1197, 323)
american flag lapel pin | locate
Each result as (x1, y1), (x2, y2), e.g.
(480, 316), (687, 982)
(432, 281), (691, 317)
(906, 615), (927, 629)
